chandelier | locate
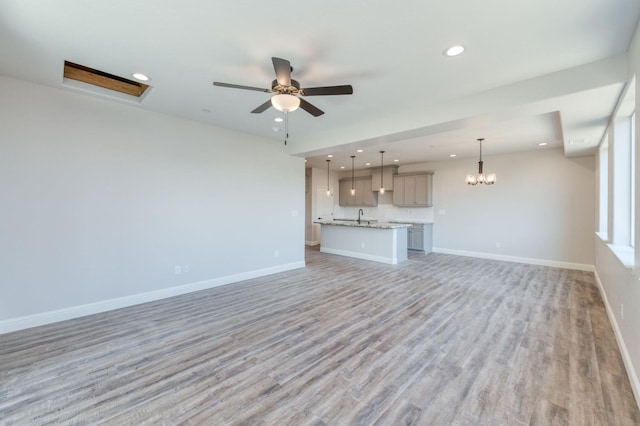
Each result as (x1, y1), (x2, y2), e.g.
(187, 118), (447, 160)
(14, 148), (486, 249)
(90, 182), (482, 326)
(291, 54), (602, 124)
(466, 138), (496, 185)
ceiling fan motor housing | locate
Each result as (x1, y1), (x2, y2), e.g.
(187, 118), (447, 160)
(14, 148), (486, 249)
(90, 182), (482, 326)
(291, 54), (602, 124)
(272, 79), (300, 95)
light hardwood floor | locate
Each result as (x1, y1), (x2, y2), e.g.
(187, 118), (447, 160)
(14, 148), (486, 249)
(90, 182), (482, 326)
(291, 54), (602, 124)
(1, 248), (639, 425)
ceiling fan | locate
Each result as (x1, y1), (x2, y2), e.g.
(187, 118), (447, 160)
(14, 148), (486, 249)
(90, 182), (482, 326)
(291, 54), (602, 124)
(213, 57), (353, 117)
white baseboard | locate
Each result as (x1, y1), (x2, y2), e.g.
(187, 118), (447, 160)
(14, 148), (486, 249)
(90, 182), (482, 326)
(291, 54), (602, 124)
(305, 240), (320, 246)
(593, 270), (640, 410)
(432, 247), (594, 272)
(0, 261), (306, 335)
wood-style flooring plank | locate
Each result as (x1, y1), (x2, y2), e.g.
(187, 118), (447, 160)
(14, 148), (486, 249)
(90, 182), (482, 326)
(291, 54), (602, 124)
(1, 248), (638, 424)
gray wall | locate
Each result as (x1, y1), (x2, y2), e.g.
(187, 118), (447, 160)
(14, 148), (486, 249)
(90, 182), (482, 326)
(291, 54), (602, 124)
(0, 75), (305, 327)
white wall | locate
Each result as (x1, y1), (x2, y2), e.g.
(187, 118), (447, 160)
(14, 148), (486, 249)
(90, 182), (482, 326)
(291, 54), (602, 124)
(408, 149), (595, 267)
(305, 166), (339, 245)
(594, 19), (640, 406)
(0, 75), (305, 330)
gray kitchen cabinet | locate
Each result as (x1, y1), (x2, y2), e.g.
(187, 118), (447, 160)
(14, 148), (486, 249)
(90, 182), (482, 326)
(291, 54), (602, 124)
(407, 223), (433, 252)
(409, 225), (423, 250)
(339, 177), (377, 206)
(392, 172), (433, 207)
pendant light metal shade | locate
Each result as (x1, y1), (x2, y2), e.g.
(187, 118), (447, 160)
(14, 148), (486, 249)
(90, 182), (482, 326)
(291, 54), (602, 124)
(466, 138), (496, 185)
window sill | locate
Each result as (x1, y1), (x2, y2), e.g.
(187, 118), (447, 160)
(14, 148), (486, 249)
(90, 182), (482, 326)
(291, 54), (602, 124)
(607, 244), (635, 270)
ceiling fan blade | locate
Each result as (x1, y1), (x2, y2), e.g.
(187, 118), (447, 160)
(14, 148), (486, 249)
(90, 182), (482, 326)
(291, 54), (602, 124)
(272, 57), (292, 87)
(299, 98), (324, 117)
(213, 82), (271, 92)
(301, 85), (353, 96)
(251, 99), (272, 114)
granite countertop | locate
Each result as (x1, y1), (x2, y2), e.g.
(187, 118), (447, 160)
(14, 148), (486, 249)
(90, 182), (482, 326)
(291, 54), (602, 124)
(388, 220), (434, 225)
(314, 220), (411, 229)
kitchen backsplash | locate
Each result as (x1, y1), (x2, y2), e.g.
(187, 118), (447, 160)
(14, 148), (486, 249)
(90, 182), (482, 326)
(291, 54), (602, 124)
(334, 192), (434, 222)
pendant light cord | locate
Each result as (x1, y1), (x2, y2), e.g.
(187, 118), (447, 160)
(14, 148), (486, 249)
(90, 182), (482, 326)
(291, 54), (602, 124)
(379, 151), (385, 191)
(326, 159), (331, 196)
(351, 156), (355, 191)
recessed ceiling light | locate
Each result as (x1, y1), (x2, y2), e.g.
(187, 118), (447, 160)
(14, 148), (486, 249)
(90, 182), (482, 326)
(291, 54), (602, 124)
(272, 127), (281, 132)
(327, 154), (333, 158)
(357, 149), (364, 153)
(340, 166), (345, 169)
(132, 72), (150, 81)
(365, 162), (371, 166)
(444, 45), (465, 57)
(274, 117), (284, 123)
(449, 154), (457, 157)
(569, 139), (586, 145)
(393, 159), (399, 162)
(538, 142), (548, 146)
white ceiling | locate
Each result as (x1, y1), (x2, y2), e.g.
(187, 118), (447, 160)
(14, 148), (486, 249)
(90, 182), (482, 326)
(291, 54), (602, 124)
(0, 1), (638, 171)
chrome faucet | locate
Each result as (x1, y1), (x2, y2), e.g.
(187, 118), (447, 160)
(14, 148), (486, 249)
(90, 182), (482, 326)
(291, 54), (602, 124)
(358, 208), (364, 224)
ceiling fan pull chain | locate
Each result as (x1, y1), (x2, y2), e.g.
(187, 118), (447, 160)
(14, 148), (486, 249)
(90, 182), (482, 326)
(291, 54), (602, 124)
(284, 110), (289, 145)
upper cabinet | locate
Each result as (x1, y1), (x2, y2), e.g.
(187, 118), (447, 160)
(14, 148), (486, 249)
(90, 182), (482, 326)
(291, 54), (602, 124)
(339, 177), (378, 206)
(371, 165), (399, 192)
(392, 172), (434, 207)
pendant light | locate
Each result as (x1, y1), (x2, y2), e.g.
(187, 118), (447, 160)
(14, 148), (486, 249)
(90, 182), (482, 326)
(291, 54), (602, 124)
(326, 159), (332, 196)
(379, 151), (385, 194)
(350, 155), (356, 196)
(465, 138), (496, 185)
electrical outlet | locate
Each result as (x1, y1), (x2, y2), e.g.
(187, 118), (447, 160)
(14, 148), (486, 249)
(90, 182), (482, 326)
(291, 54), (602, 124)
(184, 265), (190, 273)
(274, 250), (279, 257)
(361, 242), (365, 249)
(495, 242), (501, 248)
(174, 265), (181, 275)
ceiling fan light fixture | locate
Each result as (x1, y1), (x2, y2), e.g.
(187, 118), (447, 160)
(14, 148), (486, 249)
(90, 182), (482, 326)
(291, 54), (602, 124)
(271, 94), (300, 112)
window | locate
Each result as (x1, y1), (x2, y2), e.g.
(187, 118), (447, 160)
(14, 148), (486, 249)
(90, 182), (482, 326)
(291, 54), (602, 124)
(605, 76), (635, 268)
(613, 115), (631, 246)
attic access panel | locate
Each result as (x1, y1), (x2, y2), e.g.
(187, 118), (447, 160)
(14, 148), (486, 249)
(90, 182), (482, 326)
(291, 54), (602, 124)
(63, 61), (149, 97)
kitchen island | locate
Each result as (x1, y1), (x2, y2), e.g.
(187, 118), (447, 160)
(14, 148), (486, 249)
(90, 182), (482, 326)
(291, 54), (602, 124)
(315, 220), (411, 264)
